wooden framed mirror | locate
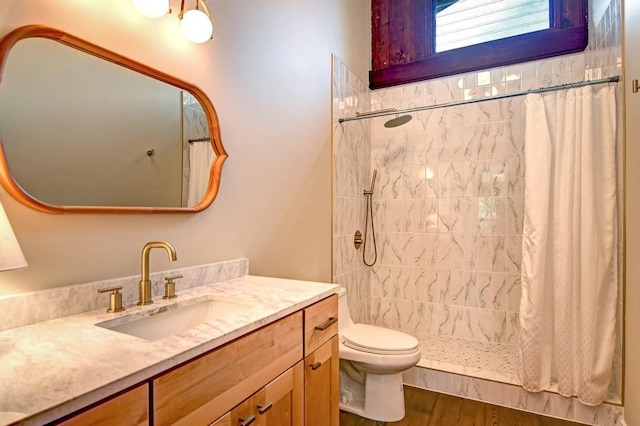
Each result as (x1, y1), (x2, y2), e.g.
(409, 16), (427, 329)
(0, 25), (227, 213)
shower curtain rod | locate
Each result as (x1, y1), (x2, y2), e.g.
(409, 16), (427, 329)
(338, 75), (620, 124)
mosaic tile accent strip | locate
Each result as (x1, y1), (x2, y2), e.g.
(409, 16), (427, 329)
(417, 334), (519, 384)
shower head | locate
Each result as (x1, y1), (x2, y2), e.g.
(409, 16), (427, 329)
(384, 114), (412, 128)
(353, 108), (412, 128)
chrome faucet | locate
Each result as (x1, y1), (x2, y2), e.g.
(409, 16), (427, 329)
(138, 241), (177, 305)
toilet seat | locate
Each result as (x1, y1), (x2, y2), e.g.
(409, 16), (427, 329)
(342, 324), (419, 355)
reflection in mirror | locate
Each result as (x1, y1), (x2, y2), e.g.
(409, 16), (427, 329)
(0, 26), (226, 213)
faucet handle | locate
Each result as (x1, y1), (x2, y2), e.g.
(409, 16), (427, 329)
(98, 286), (125, 313)
(162, 275), (183, 300)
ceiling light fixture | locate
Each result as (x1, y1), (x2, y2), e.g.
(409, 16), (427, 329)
(179, 0), (213, 43)
(133, 0), (213, 43)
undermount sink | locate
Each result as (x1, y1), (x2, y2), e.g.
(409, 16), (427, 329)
(97, 297), (256, 341)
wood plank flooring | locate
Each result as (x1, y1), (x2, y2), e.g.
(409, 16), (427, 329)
(339, 386), (584, 426)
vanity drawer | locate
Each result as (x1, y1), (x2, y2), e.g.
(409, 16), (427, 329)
(153, 312), (303, 426)
(56, 383), (149, 426)
(304, 295), (338, 355)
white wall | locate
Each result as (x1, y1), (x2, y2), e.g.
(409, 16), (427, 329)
(0, 0), (370, 295)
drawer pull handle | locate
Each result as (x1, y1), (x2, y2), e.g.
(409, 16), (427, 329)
(239, 415), (256, 426)
(310, 361), (322, 370)
(314, 317), (337, 331)
(257, 402), (273, 414)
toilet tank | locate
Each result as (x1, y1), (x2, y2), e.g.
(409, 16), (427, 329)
(337, 287), (355, 332)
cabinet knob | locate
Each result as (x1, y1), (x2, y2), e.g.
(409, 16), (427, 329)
(634, 79), (639, 94)
(314, 317), (337, 331)
(310, 361), (322, 371)
(257, 402), (273, 414)
(239, 415), (256, 426)
(97, 286), (124, 313)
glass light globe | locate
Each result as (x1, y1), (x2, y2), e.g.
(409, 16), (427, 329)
(133, 0), (169, 18)
(181, 9), (213, 43)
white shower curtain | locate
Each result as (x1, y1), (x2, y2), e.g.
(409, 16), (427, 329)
(187, 142), (215, 206)
(518, 84), (618, 405)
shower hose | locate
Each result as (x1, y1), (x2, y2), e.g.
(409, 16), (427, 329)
(362, 186), (377, 267)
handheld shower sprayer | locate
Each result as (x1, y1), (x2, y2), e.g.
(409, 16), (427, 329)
(365, 170), (377, 195)
(362, 170), (378, 267)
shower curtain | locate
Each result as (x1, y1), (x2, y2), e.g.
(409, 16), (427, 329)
(187, 142), (215, 206)
(518, 84), (618, 405)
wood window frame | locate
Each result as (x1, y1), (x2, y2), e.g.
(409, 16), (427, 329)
(370, 0), (588, 89)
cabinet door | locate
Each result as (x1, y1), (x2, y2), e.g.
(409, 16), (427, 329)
(217, 362), (303, 426)
(256, 361), (303, 425)
(304, 335), (339, 426)
(56, 383), (149, 426)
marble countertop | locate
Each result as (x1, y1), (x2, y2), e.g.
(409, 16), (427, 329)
(0, 275), (339, 426)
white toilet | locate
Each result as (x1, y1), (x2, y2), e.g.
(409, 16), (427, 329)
(337, 287), (421, 422)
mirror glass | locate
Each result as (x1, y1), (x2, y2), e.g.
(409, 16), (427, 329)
(0, 26), (227, 213)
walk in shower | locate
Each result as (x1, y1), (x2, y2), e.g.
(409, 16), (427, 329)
(331, 2), (623, 416)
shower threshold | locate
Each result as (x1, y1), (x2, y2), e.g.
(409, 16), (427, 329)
(416, 334), (520, 385)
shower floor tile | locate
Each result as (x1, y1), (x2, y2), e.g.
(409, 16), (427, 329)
(416, 334), (520, 385)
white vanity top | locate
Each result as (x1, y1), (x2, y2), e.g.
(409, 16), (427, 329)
(0, 273), (339, 426)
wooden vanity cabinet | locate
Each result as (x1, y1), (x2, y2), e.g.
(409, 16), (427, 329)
(153, 312), (303, 426)
(48, 294), (339, 426)
(210, 295), (339, 426)
(302, 295), (339, 426)
(211, 295), (339, 426)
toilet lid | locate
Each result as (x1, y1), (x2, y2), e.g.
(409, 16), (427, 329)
(342, 324), (419, 355)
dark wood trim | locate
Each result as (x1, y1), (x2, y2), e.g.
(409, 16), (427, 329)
(371, 0), (389, 68)
(371, 0), (589, 89)
(370, 26), (587, 89)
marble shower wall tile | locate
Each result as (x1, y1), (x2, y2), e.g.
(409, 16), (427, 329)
(371, 296), (511, 344)
(369, 89), (527, 351)
(332, 56), (372, 322)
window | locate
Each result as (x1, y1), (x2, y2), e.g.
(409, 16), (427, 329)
(435, 0), (550, 52)
(370, 0), (588, 89)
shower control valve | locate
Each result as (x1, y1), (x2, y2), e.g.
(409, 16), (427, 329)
(354, 230), (363, 249)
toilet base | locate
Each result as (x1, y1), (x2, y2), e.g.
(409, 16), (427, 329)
(339, 371), (405, 422)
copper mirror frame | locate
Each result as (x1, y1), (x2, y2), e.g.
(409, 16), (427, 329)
(0, 25), (227, 213)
